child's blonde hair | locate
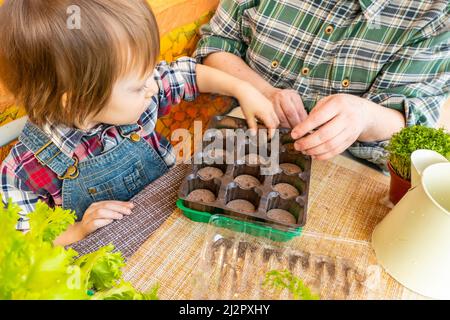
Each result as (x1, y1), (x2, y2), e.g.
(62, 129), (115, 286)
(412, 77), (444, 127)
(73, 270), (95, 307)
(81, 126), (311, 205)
(0, 0), (160, 127)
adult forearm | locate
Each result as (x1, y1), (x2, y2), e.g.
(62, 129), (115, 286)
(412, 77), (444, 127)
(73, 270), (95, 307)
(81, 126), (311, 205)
(203, 52), (274, 96)
(360, 99), (406, 142)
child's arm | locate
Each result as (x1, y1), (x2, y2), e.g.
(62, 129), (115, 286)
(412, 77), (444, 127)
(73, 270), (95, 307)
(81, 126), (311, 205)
(195, 64), (279, 134)
(152, 57), (279, 135)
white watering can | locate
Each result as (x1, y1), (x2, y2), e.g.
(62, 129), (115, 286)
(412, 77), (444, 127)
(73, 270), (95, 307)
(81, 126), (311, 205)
(372, 149), (450, 299)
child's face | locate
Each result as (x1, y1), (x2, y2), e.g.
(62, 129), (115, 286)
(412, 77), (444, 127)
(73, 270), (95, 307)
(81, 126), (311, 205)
(85, 69), (158, 129)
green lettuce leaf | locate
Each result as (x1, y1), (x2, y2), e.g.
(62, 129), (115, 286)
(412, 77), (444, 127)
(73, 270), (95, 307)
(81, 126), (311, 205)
(92, 281), (159, 300)
(28, 202), (76, 243)
(0, 200), (158, 300)
(75, 244), (125, 291)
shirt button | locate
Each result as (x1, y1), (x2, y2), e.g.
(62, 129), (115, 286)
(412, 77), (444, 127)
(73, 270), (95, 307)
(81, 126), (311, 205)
(325, 25), (334, 35)
(301, 67), (310, 76)
(342, 79), (351, 87)
(271, 60), (279, 68)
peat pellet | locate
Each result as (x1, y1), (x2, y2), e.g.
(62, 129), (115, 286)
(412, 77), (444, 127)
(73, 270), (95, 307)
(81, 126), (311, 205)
(234, 174), (261, 189)
(273, 183), (300, 199)
(197, 167), (224, 180)
(280, 163), (302, 175)
(186, 189), (216, 203)
(267, 209), (297, 224)
(226, 199), (256, 213)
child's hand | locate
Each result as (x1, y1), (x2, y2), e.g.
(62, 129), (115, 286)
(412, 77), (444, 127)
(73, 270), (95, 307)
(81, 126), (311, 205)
(77, 201), (134, 237)
(235, 82), (280, 136)
(53, 200), (134, 246)
(265, 88), (308, 128)
(195, 64), (278, 134)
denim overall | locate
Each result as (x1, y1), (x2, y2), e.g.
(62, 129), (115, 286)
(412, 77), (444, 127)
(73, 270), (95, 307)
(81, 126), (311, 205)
(20, 122), (169, 220)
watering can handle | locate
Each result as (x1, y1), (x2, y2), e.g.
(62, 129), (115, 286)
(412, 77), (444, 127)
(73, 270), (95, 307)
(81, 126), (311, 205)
(410, 149), (449, 188)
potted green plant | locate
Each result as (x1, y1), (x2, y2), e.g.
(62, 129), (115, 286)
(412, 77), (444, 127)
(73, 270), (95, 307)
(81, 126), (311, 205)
(386, 125), (450, 204)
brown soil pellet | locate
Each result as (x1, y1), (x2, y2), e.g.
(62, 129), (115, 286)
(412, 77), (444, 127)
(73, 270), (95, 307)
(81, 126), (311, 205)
(186, 189), (216, 203)
(234, 174), (261, 189)
(273, 183), (300, 199)
(197, 167), (224, 180)
(226, 199), (256, 213)
(267, 209), (297, 224)
(280, 163), (302, 175)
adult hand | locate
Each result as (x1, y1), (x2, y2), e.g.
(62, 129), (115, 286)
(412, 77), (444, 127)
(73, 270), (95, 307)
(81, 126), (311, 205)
(265, 88), (308, 128)
(291, 94), (370, 160)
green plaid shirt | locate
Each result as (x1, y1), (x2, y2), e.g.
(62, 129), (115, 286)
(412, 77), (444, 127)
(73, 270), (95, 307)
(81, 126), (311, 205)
(194, 0), (450, 167)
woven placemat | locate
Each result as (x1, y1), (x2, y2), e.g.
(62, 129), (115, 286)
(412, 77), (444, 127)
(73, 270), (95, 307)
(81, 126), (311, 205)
(121, 155), (422, 299)
(70, 164), (189, 258)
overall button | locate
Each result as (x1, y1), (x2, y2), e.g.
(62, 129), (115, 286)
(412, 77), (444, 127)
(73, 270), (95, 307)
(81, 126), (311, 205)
(58, 157), (79, 180)
(88, 188), (97, 195)
(342, 79), (351, 88)
(301, 67), (310, 76)
(130, 133), (141, 142)
(66, 166), (77, 176)
(271, 60), (279, 68)
(325, 25), (334, 35)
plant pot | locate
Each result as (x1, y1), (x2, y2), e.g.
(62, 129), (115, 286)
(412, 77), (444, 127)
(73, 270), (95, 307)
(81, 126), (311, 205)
(387, 161), (411, 205)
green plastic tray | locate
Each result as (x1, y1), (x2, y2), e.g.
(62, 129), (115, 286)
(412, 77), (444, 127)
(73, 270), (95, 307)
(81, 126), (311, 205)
(176, 199), (302, 242)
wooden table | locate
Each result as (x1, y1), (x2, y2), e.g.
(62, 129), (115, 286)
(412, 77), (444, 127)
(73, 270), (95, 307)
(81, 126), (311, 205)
(120, 154), (424, 300)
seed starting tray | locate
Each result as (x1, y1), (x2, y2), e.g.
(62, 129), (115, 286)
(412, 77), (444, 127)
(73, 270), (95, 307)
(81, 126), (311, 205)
(177, 115), (312, 241)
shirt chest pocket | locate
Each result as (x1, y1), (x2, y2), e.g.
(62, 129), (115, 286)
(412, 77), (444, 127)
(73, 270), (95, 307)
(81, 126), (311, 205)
(85, 160), (149, 202)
